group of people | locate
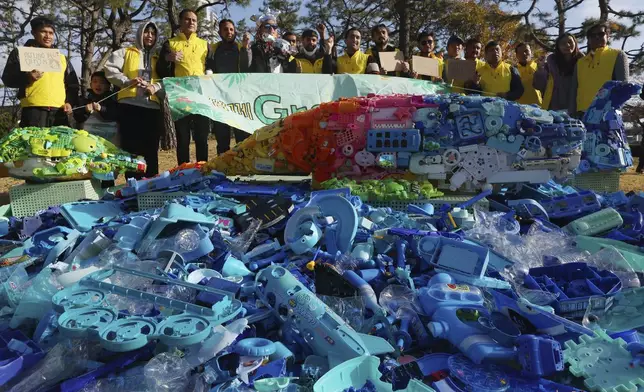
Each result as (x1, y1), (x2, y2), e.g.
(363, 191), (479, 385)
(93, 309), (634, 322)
(1, 10), (632, 182)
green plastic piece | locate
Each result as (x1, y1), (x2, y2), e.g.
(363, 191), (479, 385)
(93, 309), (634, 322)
(320, 178), (444, 202)
(0, 126), (145, 182)
(0, 204), (11, 217)
(563, 330), (644, 392)
(575, 235), (644, 272)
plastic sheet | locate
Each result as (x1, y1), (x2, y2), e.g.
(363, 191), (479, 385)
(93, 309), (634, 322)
(143, 352), (192, 392)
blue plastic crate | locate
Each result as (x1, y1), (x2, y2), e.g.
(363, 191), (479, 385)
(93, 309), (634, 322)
(525, 262), (622, 319)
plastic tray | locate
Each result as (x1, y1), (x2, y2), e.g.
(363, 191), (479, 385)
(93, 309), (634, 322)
(136, 191), (190, 211)
(10, 180), (101, 217)
(59, 201), (125, 232)
(571, 171), (621, 193)
(367, 194), (489, 212)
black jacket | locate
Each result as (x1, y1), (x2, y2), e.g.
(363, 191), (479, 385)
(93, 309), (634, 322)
(73, 90), (118, 126)
(206, 41), (250, 74)
(249, 41), (294, 73)
(1, 39), (79, 107)
(367, 44), (399, 76)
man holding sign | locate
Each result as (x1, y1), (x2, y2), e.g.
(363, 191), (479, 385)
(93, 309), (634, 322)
(2, 17), (79, 127)
(366, 24), (409, 76)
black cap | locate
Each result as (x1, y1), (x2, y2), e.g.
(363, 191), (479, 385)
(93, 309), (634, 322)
(447, 35), (464, 46)
(302, 29), (318, 39)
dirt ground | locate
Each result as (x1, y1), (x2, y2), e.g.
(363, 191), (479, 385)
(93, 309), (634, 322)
(0, 138), (641, 202)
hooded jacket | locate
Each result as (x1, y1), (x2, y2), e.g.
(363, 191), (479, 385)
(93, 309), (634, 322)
(104, 21), (161, 110)
(1, 39), (79, 109)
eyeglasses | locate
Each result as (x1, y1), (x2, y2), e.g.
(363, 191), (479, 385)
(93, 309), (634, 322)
(589, 31), (606, 38)
(287, 40), (297, 44)
(421, 40), (433, 45)
(264, 24), (278, 30)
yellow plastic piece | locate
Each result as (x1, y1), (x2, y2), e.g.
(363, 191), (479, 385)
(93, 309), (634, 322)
(306, 261), (316, 271)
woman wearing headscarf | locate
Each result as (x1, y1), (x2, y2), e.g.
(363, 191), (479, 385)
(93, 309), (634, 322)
(104, 21), (162, 179)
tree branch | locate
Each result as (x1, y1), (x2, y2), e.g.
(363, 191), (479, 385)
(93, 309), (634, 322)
(195, 0), (224, 14)
(130, 0), (149, 18)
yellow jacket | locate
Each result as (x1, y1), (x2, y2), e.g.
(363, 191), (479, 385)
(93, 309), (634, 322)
(157, 32), (208, 77)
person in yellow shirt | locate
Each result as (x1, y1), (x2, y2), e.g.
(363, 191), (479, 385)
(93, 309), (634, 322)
(515, 42), (542, 105)
(321, 28), (378, 74)
(1, 17), (79, 127)
(469, 41), (524, 101)
(157, 9), (210, 165)
(410, 31), (443, 82)
(569, 23), (629, 115)
(290, 28), (326, 74)
(105, 21), (163, 179)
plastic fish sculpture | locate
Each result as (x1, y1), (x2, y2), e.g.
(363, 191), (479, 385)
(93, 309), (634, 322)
(205, 81), (640, 192)
(0, 126), (146, 182)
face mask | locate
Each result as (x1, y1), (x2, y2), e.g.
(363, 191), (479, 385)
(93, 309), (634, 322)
(262, 33), (276, 43)
(302, 46), (317, 57)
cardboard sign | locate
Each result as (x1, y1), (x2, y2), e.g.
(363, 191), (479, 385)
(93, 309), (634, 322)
(18, 47), (62, 73)
(446, 59), (476, 82)
(412, 55), (441, 78)
(379, 51), (405, 72)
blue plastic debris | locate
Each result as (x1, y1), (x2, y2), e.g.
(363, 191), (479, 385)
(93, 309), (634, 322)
(0, 105), (643, 391)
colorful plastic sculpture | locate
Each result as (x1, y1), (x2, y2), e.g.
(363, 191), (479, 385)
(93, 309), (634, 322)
(0, 126), (146, 182)
(205, 81), (640, 193)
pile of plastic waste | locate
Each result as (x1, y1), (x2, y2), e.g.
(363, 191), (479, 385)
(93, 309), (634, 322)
(0, 165), (643, 392)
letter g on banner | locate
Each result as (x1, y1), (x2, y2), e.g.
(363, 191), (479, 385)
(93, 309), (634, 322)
(254, 94), (289, 125)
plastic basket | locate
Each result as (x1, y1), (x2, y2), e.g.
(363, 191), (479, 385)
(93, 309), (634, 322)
(9, 180), (101, 218)
(367, 194), (489, 212)
(136, 191), (191, 211)
(571, 172), (621, 193)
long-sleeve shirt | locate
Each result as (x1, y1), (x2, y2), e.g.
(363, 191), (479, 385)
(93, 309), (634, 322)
(2, 39), (79, 108)
(206, 41), (251, 73)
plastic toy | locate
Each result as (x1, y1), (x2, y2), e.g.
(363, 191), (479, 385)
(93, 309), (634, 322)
(52, 266), (243, 352)
(0, 127), (146, 182)
(255, 265), (394, 367)
(563, 329), (644, 392)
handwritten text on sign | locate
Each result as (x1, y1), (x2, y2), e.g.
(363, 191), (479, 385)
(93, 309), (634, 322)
(18, 47), (62, 73)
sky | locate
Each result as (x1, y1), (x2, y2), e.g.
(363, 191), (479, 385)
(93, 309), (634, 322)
(1, 0), (643, 81)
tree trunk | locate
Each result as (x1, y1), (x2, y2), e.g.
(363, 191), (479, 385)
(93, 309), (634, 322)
(81, 5), (102, 96)
(395, 0), (410, 57)
(598, 0), (609, 22)
(555, 0), (566, 36)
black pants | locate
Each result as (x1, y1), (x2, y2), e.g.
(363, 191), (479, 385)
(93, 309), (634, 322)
(212, 121), (251, 155)
(637, 157), (644, 173)
(117, 103), (161, 179)
(20, 107), (69, 127)
(176, 114), (210, 165)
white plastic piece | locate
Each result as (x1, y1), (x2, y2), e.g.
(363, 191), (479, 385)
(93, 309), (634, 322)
(486, 170), (551, 184)
(57, 266), (101, 288)
(187, 269), (223, 285)
(354, 150), (376, 167)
